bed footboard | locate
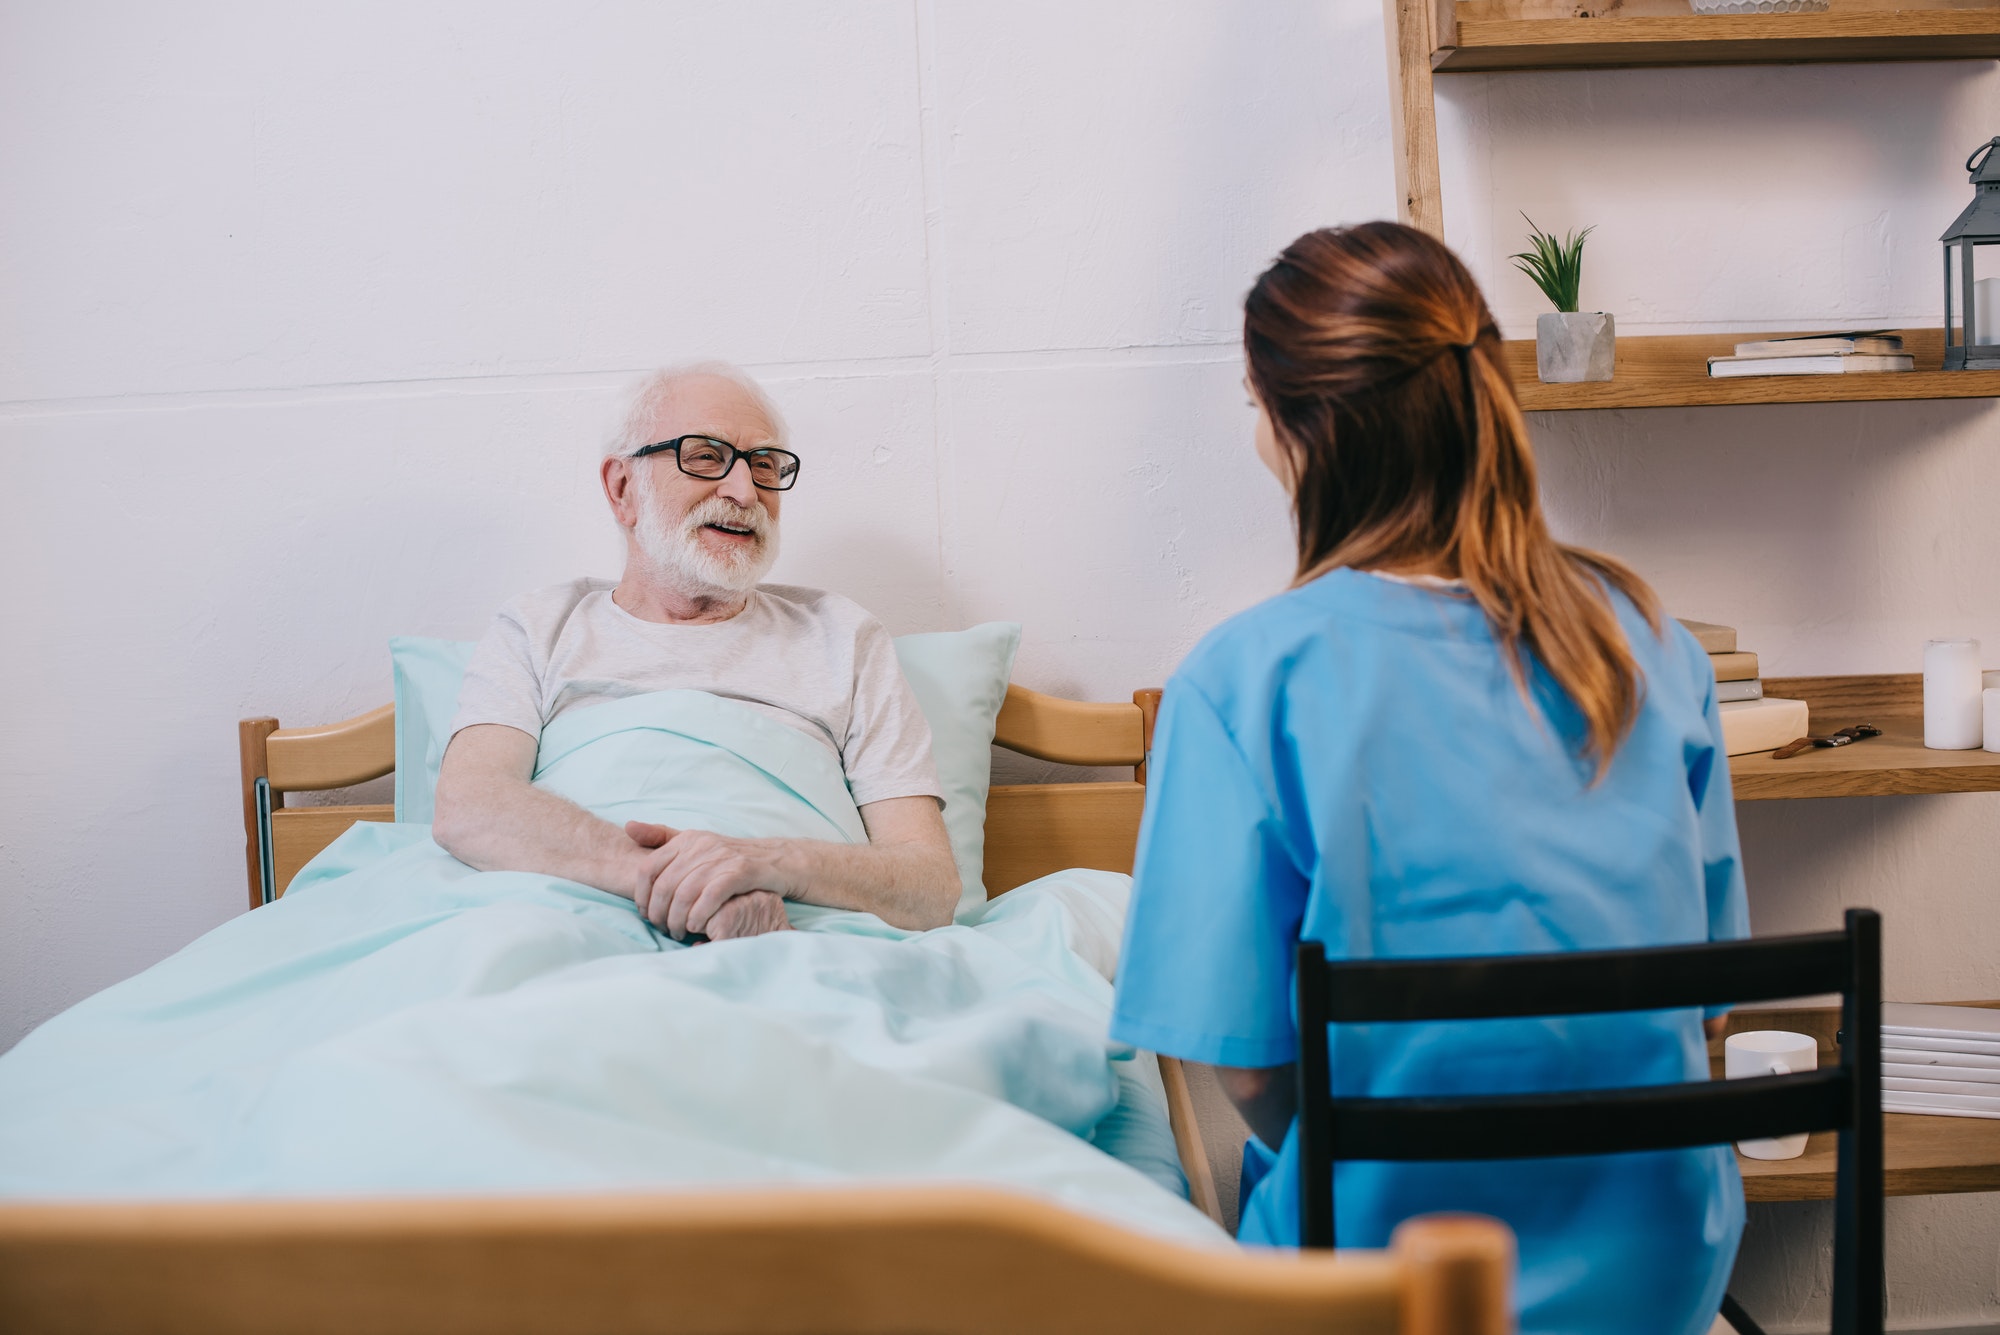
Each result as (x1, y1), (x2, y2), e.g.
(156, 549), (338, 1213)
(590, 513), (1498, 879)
(0, 1188), (1512, 1334)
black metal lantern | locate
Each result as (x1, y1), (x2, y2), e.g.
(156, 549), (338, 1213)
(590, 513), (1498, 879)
(1944, 137), (2000, 370)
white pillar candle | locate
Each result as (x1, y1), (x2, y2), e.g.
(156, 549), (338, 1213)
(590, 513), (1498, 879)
(1977, 277), (2000, 346)
(1925, 639), (1984, 750)
(1986, 689), (2000, 755)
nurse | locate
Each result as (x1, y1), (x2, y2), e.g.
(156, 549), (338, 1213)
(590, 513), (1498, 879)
(1111, 222), (1747, 1335)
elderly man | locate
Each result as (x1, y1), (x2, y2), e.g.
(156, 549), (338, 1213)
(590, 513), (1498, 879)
(432, 363), (959, 941)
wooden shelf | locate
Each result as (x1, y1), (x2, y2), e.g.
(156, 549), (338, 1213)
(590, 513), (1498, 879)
(1741, 1116), (2000, 1200)
(1436, 0), (2000, 73)
(1717, 1005), (2000, 1201)
(1732, 714), (2000, 800)
(1729, 675), (2000, 801)
(1507, 328), (2000, 412)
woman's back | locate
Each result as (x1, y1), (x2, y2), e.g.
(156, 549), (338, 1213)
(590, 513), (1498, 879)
(1113, 220), (1751, 1333)
(1113, 567), (1747, 1333)
(1247, 569), (1736, 966)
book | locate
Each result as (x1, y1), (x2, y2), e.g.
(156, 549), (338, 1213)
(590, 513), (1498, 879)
(1886, 1075), (2000, 1098)
(1718, 697), (1808, 756)
(1707, 353), (1915, 379)
(1731, 332), (1904, 358)
(1881, 1003), (2000, 1041)
(1879, 1088), (2000, 1115)
(1885, 1063), (2000, 1086)
(1884, 1102), (2000, 1120)
(1883, 1046), (2000, 1071)
(1880, 1033), (2000, 1058)
(1709, 651), (1759, 683)
(1677, 619), (1737, 654)
(1716, 678), (1763, 704)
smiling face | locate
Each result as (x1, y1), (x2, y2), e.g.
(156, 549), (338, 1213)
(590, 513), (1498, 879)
(603, 373), (785, 608)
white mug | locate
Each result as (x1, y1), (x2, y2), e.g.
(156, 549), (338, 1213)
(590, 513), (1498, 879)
(1725, 1030), (1818, 1160)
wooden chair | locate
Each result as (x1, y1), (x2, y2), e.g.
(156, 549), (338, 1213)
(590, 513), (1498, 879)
(1296, 909), (1885, 1335)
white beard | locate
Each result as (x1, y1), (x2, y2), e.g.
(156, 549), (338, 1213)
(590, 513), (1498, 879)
(633, 489), (780, 598)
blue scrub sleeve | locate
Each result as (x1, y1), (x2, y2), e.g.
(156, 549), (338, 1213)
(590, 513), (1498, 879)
(1688, 671), (1751, 1018)
(1111, 681), (1309, 1069)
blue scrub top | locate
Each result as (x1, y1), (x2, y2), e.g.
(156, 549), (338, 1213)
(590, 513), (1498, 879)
(1111, 568), (1748, 1335)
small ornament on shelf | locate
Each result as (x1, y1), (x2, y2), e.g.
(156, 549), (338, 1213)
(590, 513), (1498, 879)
(1511, 214), (1613, 384)
(1942, 138), (2000, 370)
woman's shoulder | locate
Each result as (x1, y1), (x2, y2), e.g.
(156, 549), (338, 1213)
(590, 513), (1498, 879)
(1175, 569), (1412, 699)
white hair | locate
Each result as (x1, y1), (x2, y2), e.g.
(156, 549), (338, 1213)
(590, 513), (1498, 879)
(606, 360), (788, 460)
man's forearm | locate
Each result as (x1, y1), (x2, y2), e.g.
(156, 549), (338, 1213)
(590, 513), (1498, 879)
(770, 837), (958, 931)
(432, 775), (638, 896)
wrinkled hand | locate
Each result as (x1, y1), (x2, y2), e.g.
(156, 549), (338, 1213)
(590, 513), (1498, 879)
(625, 820), (787, 939)
(701, 889), (792, 940)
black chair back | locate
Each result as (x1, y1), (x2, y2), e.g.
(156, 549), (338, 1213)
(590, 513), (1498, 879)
(1295, 908), (1882, 1335)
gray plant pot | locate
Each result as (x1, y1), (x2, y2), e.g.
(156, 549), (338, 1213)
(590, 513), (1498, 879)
(1536, 312), (1615, 383)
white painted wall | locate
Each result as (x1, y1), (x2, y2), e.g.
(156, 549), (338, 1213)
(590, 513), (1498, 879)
(2, 2), (1995, 1325)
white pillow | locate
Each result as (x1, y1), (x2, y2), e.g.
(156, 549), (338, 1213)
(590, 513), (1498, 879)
(389, 636), (476, 824)
(890, 623), (1021, 918)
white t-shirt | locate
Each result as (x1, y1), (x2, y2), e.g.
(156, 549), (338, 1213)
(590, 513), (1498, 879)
(449, 578), (942, 809)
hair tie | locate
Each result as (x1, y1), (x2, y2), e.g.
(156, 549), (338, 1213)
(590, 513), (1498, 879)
(1451, 341), (1477, 419)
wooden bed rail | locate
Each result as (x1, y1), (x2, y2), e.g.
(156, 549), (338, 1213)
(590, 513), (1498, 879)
(0, 1189), (1512, 1335)
(264, 703), (396, 791)
(238, 686), (1167, 910)
(994, 684), (1148, 767)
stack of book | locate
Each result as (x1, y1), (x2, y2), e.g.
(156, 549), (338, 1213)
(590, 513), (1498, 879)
(1706, 332), (1914, 379)
(1678, 619), (1808, 755)
(1881, 1004), (2000, 1120)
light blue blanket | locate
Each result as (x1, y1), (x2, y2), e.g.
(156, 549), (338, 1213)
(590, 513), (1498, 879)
(0, 691), (1223, 1246)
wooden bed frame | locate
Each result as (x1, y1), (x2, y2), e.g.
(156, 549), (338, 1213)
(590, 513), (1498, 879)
(0, 687), (1516, 1334)
(231, 686), (1168, 914)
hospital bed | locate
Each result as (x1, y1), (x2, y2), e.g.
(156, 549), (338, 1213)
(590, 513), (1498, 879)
(0, 685), (1512, 1334)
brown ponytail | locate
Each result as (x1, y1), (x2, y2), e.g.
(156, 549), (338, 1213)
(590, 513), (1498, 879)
(1243, 221), (1660, 778)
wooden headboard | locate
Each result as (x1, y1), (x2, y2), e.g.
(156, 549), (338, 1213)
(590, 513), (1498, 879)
(236, 686), (1163, 910)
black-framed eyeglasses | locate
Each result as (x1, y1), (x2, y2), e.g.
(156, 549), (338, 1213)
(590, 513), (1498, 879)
(631, 435), (802, 491)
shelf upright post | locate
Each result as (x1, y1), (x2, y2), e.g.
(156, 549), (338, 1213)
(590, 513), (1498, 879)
(1384, 0), (1453, 239)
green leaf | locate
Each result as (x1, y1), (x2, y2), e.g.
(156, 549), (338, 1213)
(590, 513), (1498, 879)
(1508, 212), (1593, 313)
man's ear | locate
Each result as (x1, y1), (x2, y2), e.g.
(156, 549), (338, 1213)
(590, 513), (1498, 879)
(601, 455), (639, 529)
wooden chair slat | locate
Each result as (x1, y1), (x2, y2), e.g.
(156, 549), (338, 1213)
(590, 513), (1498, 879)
(1321, 932), (1853, 1021)
(1323, 1069), (1850, 1162)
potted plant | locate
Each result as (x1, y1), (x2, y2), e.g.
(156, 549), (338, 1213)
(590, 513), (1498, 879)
(1511, 215), (1613, 383)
